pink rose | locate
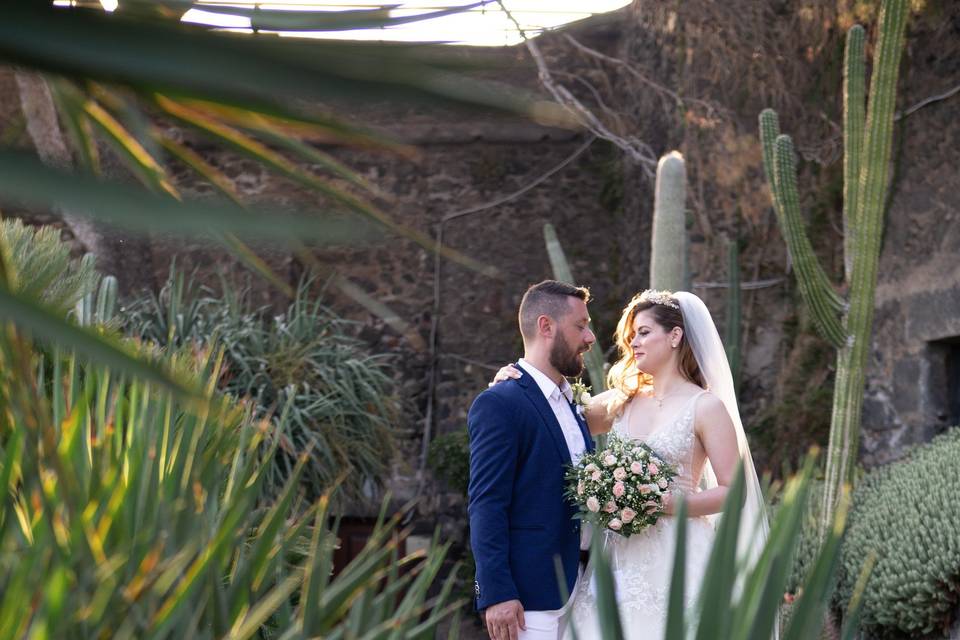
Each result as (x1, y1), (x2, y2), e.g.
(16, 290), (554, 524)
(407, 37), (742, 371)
(585, 463), (598, 473)
(604, 500), (617, 513)
(658, 479), (668, 490)
(603, 454), (618, 467)
(586, 496), (600, 512)
(613, 467), (627, 481)
(608, 518), (622, 531)
(639, 485), (652, 495)
(613, 482), (625, 498)
(630, 461), (644, 474)
(577, 481), (585, 495)
(648, 463), (660, 475)
(642, 500), (659, 514)
(620, 508), (637, 523)
(591, 470), (602, 482)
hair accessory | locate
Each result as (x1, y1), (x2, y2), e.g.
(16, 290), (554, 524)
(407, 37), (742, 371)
(638, 289), (679, 310)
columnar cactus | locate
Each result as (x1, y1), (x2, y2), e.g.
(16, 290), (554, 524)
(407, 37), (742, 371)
(758, 0), (910, 537)
(650, 151), (687, 292)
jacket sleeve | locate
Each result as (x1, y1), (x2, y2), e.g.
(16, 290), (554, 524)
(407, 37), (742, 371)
(467, 391), (521, 610)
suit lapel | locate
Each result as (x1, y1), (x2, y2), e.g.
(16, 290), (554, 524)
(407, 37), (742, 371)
(516, 368), (573, 466)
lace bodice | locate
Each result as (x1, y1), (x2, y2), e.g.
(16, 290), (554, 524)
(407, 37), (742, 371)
(611, 391), (708, 495)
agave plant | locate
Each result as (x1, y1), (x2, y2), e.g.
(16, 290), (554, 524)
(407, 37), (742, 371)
(121, 269), (398, 503)
(0, 313), (459, 638)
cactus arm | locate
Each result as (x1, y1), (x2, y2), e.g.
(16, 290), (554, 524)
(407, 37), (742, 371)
(759, 109), (784, 213)
(842, 25), (866, 282)
(650, 151), (688, 292)
(542, 223), (607, 391)
(768, 134), (848, 348)
(760, 111), (848, 331)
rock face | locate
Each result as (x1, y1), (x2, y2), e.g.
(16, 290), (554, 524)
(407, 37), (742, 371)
(0, 3), (957, 500)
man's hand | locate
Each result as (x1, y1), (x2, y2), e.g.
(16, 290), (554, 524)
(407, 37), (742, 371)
(485, 599), (525, 640)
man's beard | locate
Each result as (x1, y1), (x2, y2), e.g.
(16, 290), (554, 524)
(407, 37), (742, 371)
(550, 334), (585, 378)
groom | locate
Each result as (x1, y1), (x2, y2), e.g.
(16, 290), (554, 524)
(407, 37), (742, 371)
(468, 280), (596, 640)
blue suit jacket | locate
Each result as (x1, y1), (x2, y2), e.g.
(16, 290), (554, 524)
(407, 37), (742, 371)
(467, 365), (595, 612)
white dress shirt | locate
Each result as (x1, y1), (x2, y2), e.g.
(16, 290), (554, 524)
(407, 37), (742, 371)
(517, 359), (587, 464)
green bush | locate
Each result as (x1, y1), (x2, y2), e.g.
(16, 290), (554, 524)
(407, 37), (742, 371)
(838, 427), (960, 637)
(427, 428), (470, 497)
(122, 270), (397, 503)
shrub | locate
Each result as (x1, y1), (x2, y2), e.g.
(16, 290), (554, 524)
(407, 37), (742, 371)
(837, 427), (960, 637)
(122, 270), (397, 503)
(427, 428), (470, 497)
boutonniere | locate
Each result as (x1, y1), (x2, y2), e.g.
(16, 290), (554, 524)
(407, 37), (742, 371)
(571, 379), (592, 417)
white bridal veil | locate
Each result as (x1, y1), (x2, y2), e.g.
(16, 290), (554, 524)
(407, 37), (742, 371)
(673, 292), (770, 578)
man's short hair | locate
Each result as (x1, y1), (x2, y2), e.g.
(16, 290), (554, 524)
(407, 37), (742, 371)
(518, 280), (591, 341)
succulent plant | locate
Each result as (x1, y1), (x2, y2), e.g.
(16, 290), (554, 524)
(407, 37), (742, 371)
(838, 428), (960, 637)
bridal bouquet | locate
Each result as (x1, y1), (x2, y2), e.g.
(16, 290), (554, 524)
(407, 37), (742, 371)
(566, 433), (677, 537)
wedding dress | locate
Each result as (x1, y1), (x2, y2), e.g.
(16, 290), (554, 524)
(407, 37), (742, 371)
(564, 391), (716, 640)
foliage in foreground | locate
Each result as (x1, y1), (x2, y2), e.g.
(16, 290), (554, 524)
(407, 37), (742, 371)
(837, 427), (960, 638)
(121, 269), (398, 503)
(582, 454), (869, 640)
(0, 338), (457, 638)
(0, 198), (459, 638)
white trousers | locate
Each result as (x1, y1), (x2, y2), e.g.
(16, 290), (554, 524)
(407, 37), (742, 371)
(518, 568), (581, 640)
(518, 608), (567, 640)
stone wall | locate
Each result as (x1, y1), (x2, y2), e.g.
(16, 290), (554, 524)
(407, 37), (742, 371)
(862, 9), (960, 465)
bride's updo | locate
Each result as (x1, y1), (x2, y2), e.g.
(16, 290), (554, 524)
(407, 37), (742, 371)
(606, 290), (705, 410)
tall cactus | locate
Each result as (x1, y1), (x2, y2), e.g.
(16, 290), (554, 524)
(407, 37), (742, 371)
(650, 151), (688, 291)
(758, 0), (909, 537)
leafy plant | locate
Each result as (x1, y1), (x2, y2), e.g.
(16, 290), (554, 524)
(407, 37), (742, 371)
(0, 218), (99, 313)
(122, 269), (397, 503)
(543, 223), (607, 392)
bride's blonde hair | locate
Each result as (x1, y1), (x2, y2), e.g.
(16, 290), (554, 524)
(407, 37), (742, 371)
(606, 291), (704, 415)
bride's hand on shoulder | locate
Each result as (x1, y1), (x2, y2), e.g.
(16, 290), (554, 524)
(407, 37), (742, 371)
(488, 364), (522, 387)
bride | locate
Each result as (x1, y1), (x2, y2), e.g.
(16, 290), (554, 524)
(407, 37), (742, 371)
(491, 290), (770, 639)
